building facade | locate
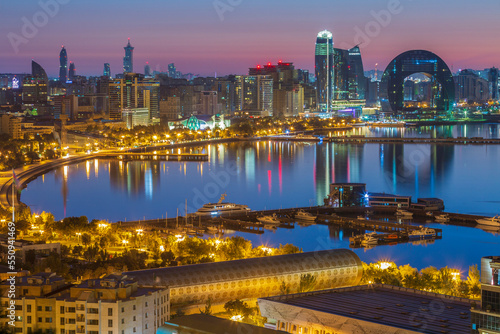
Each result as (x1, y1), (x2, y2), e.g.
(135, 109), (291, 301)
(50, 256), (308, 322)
(471, 256), (500, 333)
(235, 75), (273, 116)
(315, 30), (334, 112)
(125, 249), (363, 309)
(59, 46), (68, 84)
(0, 273), (169, 334)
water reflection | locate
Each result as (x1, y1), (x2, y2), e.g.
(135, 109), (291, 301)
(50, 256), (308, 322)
(108, 161), (161, 197)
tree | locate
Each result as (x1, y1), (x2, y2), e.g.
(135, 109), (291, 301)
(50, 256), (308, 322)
(224, 299), (252, 318)
(199, 297), (213, 315)
(279, 280), (290, 295)
(298, 274), (317, 293)
(467, 265), (481, 297)
(81, 233), (92, 247)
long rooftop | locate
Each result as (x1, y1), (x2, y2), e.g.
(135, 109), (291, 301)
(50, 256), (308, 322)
(261, 284), (473, 334)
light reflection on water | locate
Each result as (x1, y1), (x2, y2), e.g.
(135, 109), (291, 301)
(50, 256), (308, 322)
(22, 124), (500, 268)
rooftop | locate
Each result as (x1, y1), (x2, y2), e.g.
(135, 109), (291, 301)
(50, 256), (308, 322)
(124, 249), (362, 288)
(158, 314), (286, 334)
(261, 284), (472, 334)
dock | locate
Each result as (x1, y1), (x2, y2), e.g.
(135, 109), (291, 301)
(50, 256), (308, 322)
(327, 136), (500, 145)
(96, 152), (208, 161)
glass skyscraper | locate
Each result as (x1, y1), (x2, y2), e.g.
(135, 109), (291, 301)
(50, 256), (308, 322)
(68, 62), (75, 80)
(59, 46), (67, 83)
(348, 45), (366, 100)
(123, 38), (134, 73)
(103, 63), (111, 78)
(315, 30), (334, 112)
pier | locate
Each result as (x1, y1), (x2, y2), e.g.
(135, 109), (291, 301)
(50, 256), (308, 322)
(327, 136), (500, 145)
(96, 152), (208, 161)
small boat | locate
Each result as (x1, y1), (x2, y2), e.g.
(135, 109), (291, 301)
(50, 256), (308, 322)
(408, 227), (436, 240)
(476, 216), (500, 227)
(395, 209), (413, 218)
(386, 234), (399, 240)
(257, 213), (281, 225)
(206, 225), (219, 233)
(357, 216), (367, 220)
(425, 212), (433, 217)
(360, 232), (379, 246)
(434, 214), (450, 222)
(295, 210), (316, 222)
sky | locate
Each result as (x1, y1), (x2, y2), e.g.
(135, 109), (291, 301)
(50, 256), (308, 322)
(1, 0), (500, 77)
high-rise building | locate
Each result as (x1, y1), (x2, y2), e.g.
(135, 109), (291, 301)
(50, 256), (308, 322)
(103, 63), (111, 78)
(168, 63), (176, 78)
(333, 48), (350, 100)
(123, 38), (134, 73)
(235, 75), (273, 116)
(487, 67), (500, 100)
(315, 30), (334, 112)
(68, 61), (75, 80)
(59, 46), (67, 84)
(456, 69), (490, 104)
(348, 45), (366, 100)
(23, 61), (48, 113)
(144, 62), (151, 77)
(109, 73), (159, 120)
(471, 256), (500, 333)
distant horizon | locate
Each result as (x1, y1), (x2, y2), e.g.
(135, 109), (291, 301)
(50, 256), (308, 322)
(2, 0), (500, 77)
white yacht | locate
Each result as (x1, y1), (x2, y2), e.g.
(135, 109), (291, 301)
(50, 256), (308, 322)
(195, 193), (251, 216)
(257, 213), (281, 225)
(295, 210), (316, 222)
(408, 227), (436, 240)
(395, 209), (413, 217)
(476, 216), (500, 227)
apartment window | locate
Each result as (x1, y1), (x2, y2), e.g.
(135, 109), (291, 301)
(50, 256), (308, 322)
(133, 316), (136, 321)
(108, 332), (113, 334)
(67, 319), (75, 324)
(15, 305), (22, 311)
(122, 331), (124, 334)
(60, 317), (65, 325)
(133, 328), (136, 333)
(45, 306), (52, 312)
(60, 330), (65, 334)
(60, 306), (65, 314)
(108, 308), (113, 316)
(145, 312), (148, 319)
(145, 324), (148, 329)
(108, 319), (113, 327)
(121, 307), (124, 313)
(27, 316), (31, 324)
(87, 308), (98, 314)
(27, 305), (31, 312)
(132, 305), (136, 311)
(46, 317), (53, 323)
(68, 331), (75, 334)
(67, 307), (75, 313)
(87, 320), (99, 325)
(38, 317), (42, 323)
(14, 328), (22, 333)
(88, 331), (99, 334)
(37, 306), (42, 312)
(121, 319), (124, 324)
(23, 289), (28, 295)
(27, 328), (32, 334)
(145, 302), (148, 307)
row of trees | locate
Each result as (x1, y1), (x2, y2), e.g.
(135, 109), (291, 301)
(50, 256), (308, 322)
(361, 261), (481, 299)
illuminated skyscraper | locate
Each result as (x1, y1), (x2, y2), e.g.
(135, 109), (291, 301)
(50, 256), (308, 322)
(68, 61), (76, 80)
(315, 30), (334, 112)
(123, 38), (134, 73)
(144, 62), (151, 77)
(59, 46), (68, 83)
(103, 63), (111, 78)
(348, 45), (366, 99)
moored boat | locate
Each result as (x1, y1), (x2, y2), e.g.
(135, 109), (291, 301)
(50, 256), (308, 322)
(408, 227), (436, 240)
(476, 216), (500, 227)
(257, 213), (281, 225)
(295, 210), (316, 222)
(195, 193), (251, 216)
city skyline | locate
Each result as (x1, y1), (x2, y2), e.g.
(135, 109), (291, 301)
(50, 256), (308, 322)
(2, 0), (500, 77)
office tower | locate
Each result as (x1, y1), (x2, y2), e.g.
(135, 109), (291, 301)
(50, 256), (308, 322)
(332, 48), (350, 101)
(23, 61), (49, 114)
(109, 73), (159, 120)
(348, 45), (366, 99)
(456, 70), (490, 104)
(123, 38), (134, 73)
(68, 61), (75, 80)
(103, 63), (111, 78)
(59, 46), (67, 83)
(145, 62), (151, 77)
(235, 75), (273, 116)
(315, 30), (334, 112)
(168, 63), (176, 78)
(471, 256), (500, 333)
(487, 67), (500, 100)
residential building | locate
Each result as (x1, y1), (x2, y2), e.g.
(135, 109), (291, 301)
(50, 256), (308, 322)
(471, 256), (500, 333)
(235, 75), (273, 116)
(122, 108), (150, 129)
(0, 273), (170, 334)
(0, 114), (22, 139)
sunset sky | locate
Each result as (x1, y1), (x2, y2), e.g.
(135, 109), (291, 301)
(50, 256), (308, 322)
(1, 0), (499, 77)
